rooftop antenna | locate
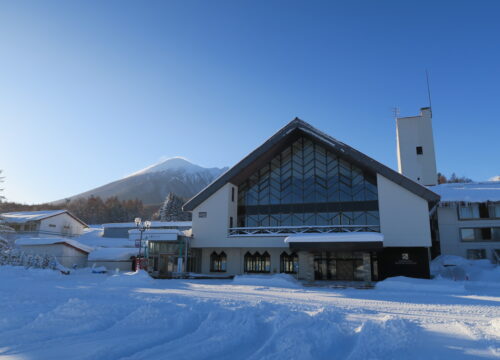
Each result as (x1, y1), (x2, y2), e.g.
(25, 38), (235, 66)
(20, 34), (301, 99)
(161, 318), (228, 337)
(392, 106), (400, 120)
(425, 69), (433, 116)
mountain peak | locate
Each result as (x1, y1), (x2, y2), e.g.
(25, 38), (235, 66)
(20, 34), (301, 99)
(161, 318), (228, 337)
(126, 157), (222, 178)
(58, 157), (228, 206)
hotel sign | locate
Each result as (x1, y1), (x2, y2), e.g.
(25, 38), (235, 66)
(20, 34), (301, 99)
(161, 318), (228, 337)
(395, 252), (417, 265)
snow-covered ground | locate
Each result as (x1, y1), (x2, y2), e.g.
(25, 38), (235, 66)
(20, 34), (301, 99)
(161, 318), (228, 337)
(0, 267), (498, 359)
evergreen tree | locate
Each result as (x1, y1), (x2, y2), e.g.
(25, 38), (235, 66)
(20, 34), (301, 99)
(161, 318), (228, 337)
(159, 193), (191, 221)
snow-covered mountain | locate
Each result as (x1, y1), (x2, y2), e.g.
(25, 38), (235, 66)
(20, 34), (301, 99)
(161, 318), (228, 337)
(60, 157), (227, 206)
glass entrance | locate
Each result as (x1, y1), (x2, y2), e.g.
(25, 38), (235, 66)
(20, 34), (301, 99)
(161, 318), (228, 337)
(313, 252), (366, 281)
(159, 254), (177, 277)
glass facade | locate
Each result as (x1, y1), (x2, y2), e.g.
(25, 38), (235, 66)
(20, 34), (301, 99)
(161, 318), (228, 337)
(237, 136), (379, 228)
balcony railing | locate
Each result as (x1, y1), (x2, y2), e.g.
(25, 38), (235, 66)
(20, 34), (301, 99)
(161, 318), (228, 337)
(228, 225), (380, 236)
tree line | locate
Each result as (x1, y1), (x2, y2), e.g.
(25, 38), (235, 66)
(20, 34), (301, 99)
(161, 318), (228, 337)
(0, 196), (159, 225)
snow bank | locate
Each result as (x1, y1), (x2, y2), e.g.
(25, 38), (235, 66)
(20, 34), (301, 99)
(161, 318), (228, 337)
(232, 274), (302, 289)
(348, 317), (426, 360)
(431, 255), (500, 282)
(376, 276), (466, 293)
(105, 270), (154, 284)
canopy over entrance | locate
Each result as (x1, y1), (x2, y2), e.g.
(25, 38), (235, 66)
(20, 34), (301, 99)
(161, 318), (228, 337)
(284, 232), (384, 251)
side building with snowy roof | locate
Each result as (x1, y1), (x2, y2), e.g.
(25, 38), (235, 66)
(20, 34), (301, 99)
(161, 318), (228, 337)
(429, 182), (500, 263)
(15, 238), (92, 268)
(0, 210), (88, 238)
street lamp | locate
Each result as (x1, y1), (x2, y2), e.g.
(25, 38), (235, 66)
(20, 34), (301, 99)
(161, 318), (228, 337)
(135, 217), (151, 270)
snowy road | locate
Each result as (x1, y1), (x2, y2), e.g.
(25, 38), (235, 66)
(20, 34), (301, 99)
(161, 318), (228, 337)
(0, 267), (498, 360)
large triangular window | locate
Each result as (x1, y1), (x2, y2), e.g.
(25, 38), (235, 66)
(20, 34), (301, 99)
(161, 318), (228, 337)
(237, 136), (379, 229)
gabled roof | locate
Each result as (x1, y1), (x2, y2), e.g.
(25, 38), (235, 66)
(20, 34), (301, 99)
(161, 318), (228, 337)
(183, 118), (440, 211)
(0, 210), (88, 227)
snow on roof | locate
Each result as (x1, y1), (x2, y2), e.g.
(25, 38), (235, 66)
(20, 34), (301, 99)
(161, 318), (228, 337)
(428, 182), (500, 203)
(76, 228), (134, 248)
(0, 210), (67, 223)
(15, 238), (93, 253)
(284, 232), (384, 243)
(88, 247), (139, 261)
(102, 221), (192, 228)
(128, 228), (181, 235)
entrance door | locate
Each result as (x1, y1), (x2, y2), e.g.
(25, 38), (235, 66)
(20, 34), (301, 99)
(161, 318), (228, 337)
(336, 260), (354, 281)
(159, 254), (176, 277)
(313, 252), (367, 281)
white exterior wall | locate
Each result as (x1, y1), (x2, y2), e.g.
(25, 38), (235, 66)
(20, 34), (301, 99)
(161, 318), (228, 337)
(396, 108), (437, 186)
(191, 183), (236, 248)
(377, 174), (432, 247)
(437, 205), (500, 261)
(18, 244), (88, 268)
(39, 213), (86, 236)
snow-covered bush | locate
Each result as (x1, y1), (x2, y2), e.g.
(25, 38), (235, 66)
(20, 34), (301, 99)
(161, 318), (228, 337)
(431, 255), (500, 282)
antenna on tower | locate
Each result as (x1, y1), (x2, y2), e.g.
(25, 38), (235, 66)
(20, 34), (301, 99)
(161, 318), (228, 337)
(392, 106), (400, 120)
(425, 69), (433, 116)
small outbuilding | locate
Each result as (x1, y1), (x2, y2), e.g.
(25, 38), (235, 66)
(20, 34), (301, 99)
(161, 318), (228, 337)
(15, 237), (92, 268)
(1, 210), (87, 237)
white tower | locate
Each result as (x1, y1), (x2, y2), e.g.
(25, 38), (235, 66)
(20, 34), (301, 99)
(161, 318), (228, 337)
(396, 107), (437, 186)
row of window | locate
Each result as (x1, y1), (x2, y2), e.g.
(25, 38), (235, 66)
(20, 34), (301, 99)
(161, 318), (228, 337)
(458, 203), (500, 220)
(239, 211), (379, 228)
(10, 224), (38, 232)
(210, 251), (299, 273)
(460, 227), (500, 242)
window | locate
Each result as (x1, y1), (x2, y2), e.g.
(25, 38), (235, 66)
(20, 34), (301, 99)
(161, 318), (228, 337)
(231, 187), (235, 202)
(461, 227), (500, 242)
(459, 203), (500, 220)
(480, 228), (492, 240)
(280, 252), (298, 273)
(467, 249), (486, 260)
(244, 251), (271, 273)
(478, 203), (490, 218)
(461, 228), (475, 242)
(489, 204), (500, 218)
(416, 146), (423, 155)
(198, 212), (207, 218)
(458, 205), (480, 219)
(229, 216), (233, 228)
(48, 224), (56, 228)
(210, 252), (227, 272)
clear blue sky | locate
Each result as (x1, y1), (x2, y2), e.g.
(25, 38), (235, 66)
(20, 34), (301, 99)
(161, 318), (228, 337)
(1, 1), (499, 204)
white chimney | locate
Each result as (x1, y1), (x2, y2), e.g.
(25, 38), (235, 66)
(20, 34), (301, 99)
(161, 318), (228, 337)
(396, 107), (437, 186)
